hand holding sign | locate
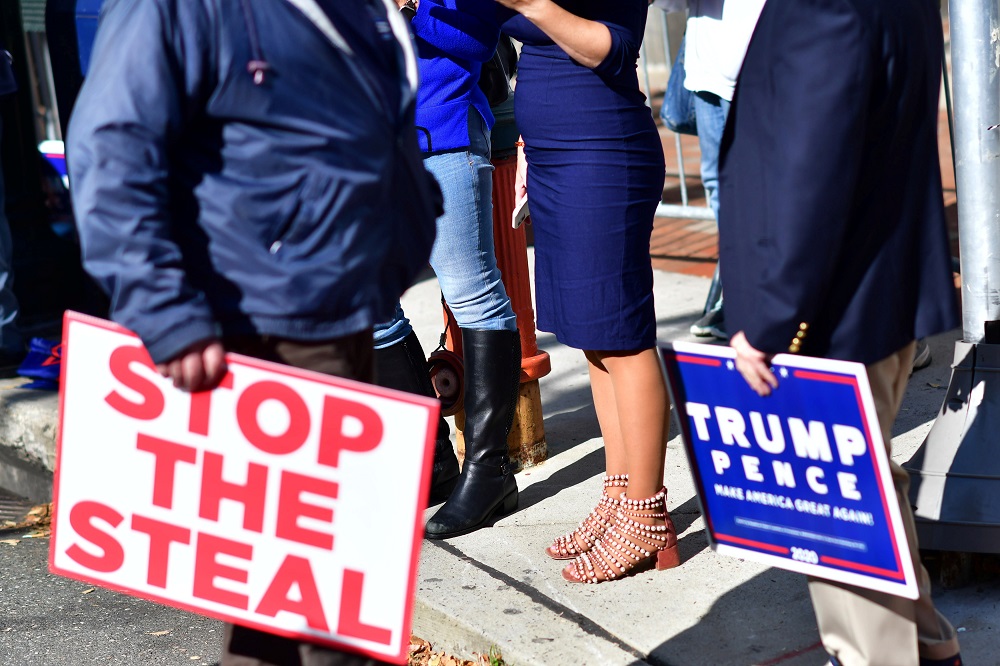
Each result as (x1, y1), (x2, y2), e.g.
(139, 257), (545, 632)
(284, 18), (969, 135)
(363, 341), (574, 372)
(661, 341), (918, 600)
(52, 313), (439, 664)
(155, 338), (228, 393)
(730, 331), (778, 397)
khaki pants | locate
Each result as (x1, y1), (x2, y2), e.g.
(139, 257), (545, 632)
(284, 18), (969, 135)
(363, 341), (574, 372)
(219, 332), (394, 666)
(808, 342), (960, 665)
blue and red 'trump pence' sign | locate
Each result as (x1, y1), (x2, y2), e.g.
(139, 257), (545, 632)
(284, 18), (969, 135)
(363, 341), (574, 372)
(51, 312), (439, 663)
(660, 342), (918, 599)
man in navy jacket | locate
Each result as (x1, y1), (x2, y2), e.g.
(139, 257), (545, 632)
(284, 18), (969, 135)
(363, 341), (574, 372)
(69, 0), (438, 393)
(719, 1), (961, 664)
(69, 0), (438, 664)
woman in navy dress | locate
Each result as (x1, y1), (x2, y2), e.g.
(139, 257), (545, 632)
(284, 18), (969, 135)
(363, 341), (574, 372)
(497, 0), (680, 583)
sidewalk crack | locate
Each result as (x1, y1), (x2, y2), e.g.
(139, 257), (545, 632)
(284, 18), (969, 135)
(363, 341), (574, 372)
(429, 540), (678, 666)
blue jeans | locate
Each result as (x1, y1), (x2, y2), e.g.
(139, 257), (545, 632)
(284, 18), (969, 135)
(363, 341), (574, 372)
(374, 111), (516, 349)
(694, 91), (730, 314)
(694, 91), (730, 222)
(0, 117), (21, 353)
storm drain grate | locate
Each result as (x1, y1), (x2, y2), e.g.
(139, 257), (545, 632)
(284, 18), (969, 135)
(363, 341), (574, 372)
(0, 489), (36, 524)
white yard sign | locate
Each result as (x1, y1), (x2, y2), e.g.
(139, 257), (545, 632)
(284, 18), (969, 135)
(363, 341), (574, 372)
(51, 312), (438, 664)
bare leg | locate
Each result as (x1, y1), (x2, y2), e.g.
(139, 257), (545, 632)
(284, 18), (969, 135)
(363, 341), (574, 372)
(592, 348), (668, 499)
(561, 348), (677, 582)
(544, 349), (631, 559)
(585, 350), (628, 477)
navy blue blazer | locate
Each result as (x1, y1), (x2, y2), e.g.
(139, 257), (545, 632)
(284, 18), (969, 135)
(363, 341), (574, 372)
(718, 0), (959, 365)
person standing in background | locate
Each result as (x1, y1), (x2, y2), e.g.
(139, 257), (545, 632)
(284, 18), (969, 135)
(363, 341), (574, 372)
(720, 1), (962, 664)
(377, 0), (522, 541)
(0, 45), (24, 376)
(496, 0), (680, 584)
(681, 0), (765, 341)
(68, 0), (439, 663)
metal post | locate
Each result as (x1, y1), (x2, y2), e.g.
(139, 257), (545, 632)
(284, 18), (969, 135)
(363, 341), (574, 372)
(637, 5), (717, 220)
(952, 0), (1000, 340)
(660, 8), (689, 208)
(904, 0), (1000, 553)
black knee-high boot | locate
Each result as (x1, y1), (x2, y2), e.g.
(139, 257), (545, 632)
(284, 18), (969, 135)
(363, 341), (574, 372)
(424, 328), (521, 539)
(374, 332), (460, 503)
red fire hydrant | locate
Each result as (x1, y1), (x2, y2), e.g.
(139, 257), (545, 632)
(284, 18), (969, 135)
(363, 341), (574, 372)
(432, 97), (550, 469)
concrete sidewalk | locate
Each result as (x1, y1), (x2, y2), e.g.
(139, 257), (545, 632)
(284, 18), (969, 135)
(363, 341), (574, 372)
(401, 255), (997, 666)
(0, 256), (995, 665)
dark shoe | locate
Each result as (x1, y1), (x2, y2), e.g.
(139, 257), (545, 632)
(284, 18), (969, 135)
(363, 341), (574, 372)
(374, 332), (459, 504)
(690, 307), (728, 340)
(912, 338), (932, 373)
(425, 328), (521, 539)
(831, 653), (961, 666)
(424, 459), (518, 539)
(920, 655), (962, 666)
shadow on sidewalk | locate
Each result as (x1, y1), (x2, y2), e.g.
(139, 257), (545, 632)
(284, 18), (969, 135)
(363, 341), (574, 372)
(518, 445), (606, 512)
(633, 569), (824, 666)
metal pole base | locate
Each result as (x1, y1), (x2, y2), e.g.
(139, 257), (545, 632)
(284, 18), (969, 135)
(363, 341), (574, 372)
(904, 341), (1000, 553)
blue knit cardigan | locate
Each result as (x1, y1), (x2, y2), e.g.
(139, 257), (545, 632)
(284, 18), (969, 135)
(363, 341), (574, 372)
(411, 0), (502, 153)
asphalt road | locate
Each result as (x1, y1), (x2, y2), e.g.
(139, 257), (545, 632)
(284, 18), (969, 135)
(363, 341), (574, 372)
(0, 530), (223, 666)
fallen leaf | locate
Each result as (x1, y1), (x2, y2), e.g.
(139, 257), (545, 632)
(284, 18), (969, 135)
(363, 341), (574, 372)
(82, 588), (95, 594)
(927, 382), (943, 388)
(408, 635), (480, 666)
(24, 503), (51, 521)
(2, 503), (53, 534)
(149, 630), (171, 636)
(0, 539), (19, 546)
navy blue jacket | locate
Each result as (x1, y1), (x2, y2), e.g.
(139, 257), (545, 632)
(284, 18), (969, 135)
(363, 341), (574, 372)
(718, 0), (958, 365)
(69, 0), (439, 363)
(411, 0), (501, 153)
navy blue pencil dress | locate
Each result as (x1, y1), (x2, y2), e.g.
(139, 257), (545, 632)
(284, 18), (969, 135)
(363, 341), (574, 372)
(503, 0), (665, 351)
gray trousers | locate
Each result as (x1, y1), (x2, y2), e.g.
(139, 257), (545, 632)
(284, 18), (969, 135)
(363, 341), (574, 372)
(219, 331), (393, 666)
(808, 342), (960, 665)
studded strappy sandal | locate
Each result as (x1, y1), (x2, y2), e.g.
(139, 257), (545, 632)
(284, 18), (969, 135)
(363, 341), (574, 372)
(545, 474), (627, 560)
(562, 487), (680, 584)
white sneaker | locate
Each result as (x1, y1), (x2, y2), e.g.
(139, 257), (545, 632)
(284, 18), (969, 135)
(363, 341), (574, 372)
(912, 339), (932, 372)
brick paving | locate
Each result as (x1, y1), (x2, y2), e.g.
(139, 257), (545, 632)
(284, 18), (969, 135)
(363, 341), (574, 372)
(652, 130), (716, 277)
(652, 108), (960, 278)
